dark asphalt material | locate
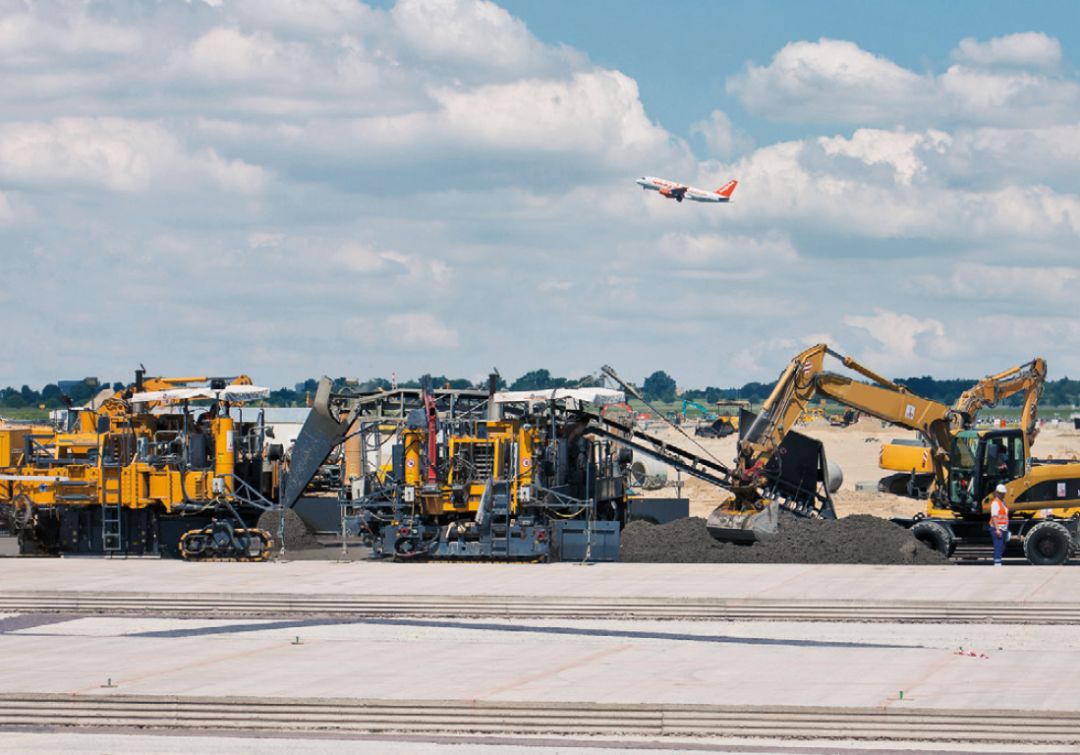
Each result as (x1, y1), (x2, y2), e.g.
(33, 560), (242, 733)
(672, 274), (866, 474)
(620, 515), (949, 565)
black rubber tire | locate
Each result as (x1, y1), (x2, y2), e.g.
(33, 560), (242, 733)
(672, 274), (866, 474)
(878, 473), (910, 497)
(1024, 521), (1071, 566)
(911, 520), (954, 556)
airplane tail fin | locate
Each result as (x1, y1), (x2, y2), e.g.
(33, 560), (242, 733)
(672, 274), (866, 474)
(715, 180), (737, 199)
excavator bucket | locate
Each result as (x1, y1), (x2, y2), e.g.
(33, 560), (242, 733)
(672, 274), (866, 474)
(706, 500), (781, 543)
(705, 416), (836, 544)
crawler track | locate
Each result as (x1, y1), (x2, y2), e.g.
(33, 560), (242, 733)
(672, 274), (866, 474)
(0, 694), (1078, 745)
(0, 591), (1077, 623)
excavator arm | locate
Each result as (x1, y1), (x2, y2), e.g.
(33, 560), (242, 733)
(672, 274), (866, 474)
(951, 358), (1046, 445)
(735, 344), (955, 496)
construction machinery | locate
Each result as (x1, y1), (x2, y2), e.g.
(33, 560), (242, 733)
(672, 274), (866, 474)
(828, 408), (860, 427)
(278, 376), (695, 561)
(714, 345), (1080, 564)
(0, 371), (280, 559)
(680, 400), (716, 421)
(877, 359), (1046, 498)
(695, 399), (751, 438)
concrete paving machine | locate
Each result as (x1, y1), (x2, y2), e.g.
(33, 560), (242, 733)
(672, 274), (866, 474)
(718, 345), (1080, 564)
(279, 376), (695, 561)
(0, 371), (281, 559)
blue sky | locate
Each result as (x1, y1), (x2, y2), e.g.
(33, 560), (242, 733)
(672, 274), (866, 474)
(2, 0), (1080, 390)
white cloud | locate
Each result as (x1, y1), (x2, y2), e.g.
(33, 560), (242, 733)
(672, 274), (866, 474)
(842, 309), (958, 370)
(728, 37), (1079, 127)
(690, 110), (752, 158)
(937, 262), (1080, 301)
(937, 65), (1080, 122)
(432, 70), (675, 161)
(384, 312), (460, 348)
(727, 39), (929, 123)
(0, 118), (269, 194)
(0, 10), (142, 65)
(658, 232), (797, 266)
(391, 0), (575, 74)
(0, 191), (13, 225)
(818, 128), (950, 185)
(714, 127), (1080, 241)
(952, 32), (1062, 68)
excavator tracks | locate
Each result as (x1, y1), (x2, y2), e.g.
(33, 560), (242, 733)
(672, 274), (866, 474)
(179, 527), (272, 562)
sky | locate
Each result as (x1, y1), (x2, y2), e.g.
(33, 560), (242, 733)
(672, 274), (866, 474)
(2, 1), (1080, 390)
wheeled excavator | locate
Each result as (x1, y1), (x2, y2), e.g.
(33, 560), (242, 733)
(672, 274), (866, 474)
(877, 359), (1046, 498)
(711, 345), (1080, 564)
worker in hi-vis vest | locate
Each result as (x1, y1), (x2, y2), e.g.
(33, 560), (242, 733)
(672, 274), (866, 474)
(989, 483), (1009, 566)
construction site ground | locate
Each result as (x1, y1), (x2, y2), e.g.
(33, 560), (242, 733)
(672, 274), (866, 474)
(3, 559), (1080, 751)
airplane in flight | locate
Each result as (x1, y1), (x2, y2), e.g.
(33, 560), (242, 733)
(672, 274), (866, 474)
(635, 176), (737, 203)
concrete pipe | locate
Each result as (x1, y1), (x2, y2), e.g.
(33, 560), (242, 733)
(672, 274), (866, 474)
(825, 460), (844, 493)
(629, 457), (669, 489)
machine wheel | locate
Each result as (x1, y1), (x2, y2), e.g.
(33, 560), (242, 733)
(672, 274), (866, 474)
(910, 520), (954, 556)
(1024, 521), (1071, 566)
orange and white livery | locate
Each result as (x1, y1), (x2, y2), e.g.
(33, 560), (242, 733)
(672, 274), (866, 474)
(636, 176), (737, 203)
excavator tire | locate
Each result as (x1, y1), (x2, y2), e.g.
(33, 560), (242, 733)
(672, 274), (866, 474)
(1024, 521), (1071, 566)
(910, 520), (954, 557)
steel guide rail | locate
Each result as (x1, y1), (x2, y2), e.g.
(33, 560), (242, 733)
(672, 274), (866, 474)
(0, 695), (1078, 744)
(0, 591), (1077, 623)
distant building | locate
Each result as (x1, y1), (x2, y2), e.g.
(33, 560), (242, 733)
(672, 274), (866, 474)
(57, 377), (99, 392)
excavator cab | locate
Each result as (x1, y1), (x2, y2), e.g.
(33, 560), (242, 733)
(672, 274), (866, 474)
(977, 430), (1025, 497)
(946, 429), (1026, 513)
(947, 431), (980, 511)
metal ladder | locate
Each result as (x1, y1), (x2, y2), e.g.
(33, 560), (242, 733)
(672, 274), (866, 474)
(488, 482), (511, 557)
(100, 464), (123, 554)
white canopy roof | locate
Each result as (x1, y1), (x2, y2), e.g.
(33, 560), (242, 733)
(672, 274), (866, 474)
(492, 387), (624, 406)
(130, 385), (271, 404)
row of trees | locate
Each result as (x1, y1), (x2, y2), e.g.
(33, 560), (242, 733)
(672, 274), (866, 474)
(0, 379), (124, 409)
(5, 371), (1080, 410)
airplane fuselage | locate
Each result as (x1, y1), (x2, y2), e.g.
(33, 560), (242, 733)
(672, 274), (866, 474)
(636, 176), (737, 203)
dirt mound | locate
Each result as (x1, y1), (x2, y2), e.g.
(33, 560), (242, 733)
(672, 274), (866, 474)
(257, 508), (320, 551)
(620, 514), (948, 565)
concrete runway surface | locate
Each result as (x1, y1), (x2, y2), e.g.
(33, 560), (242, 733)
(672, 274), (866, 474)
(2, 559), (1079, 752)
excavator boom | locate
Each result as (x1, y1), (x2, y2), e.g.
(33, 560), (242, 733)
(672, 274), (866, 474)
(951, 358), (1046, 443)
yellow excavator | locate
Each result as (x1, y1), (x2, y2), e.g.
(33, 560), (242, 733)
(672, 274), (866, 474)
(710, 345), (1080, 564)
(877, 359), (1046, 498)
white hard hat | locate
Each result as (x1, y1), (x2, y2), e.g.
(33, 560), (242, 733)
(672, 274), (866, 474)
(995, 483), (1007, 494)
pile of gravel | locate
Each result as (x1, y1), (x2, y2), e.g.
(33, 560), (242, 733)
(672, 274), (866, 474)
(257, 508), (320, 551)
(620, 514), (948, 565)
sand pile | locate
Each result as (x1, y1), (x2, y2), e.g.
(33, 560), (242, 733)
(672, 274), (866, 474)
(620, 515), (948, 565)
(257, 508), (320, 551)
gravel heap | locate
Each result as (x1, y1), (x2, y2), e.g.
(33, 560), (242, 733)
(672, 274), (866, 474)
(257, 508), (320, 551)
(620, 514), (948, 565)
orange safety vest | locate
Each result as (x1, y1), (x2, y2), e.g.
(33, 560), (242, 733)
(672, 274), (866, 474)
(990, 497), (1009, 529)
